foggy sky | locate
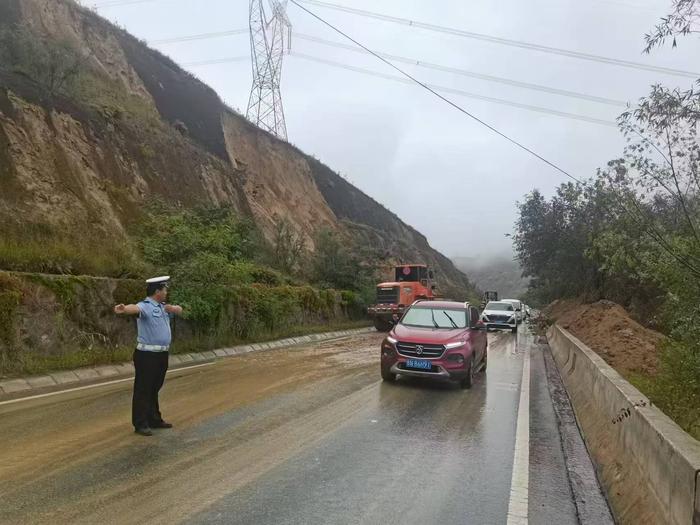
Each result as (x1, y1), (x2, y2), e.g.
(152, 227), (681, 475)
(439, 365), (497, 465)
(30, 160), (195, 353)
(92, 0), (700, 260)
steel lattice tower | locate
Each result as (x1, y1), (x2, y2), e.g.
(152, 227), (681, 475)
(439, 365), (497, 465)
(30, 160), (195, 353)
(246, 0), (292, 140)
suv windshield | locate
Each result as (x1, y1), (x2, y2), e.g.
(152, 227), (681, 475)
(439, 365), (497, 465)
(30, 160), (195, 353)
(401, 307), (467, 329)
(486, 302), (514, 311)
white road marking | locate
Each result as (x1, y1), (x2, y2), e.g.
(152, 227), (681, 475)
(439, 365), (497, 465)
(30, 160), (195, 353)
(0, 361), (215, 407)
(507, 347), (531, 525)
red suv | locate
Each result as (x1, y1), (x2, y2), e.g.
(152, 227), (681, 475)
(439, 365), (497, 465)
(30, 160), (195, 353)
(380, 301), (488, 389)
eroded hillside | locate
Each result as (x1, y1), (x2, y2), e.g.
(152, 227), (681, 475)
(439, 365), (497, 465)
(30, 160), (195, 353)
(0, 0), (475, 298)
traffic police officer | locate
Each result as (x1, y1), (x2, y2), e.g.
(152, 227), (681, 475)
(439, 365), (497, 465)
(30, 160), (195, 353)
(114, 276), (183, 436)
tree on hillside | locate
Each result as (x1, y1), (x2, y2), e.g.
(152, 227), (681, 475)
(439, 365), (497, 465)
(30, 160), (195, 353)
(0, 25), (90, 96)
(272, 218), (305, 274)
(514, 179), (621, 304)
(310, 229), (376, 292)
(311, 229), (358, 290)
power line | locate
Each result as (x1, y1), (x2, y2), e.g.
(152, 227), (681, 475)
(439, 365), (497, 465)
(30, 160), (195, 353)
(289, 0), (586, 183)
(151, 29), (248, 45)
(93, 0), (165, 7)
(179, 50), (616, 126)
(297, 0), (700, 79)
(150, 27), (628, 107)
(150, 28), (247, 45)
(295, 33), (628, 107)
(90, 0), (695, 79)
(183, 56), (249, 67)
(292, 52), (617, 128)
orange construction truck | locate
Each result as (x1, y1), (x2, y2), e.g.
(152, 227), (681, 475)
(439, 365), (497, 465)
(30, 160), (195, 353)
(367, 264), (437, 331)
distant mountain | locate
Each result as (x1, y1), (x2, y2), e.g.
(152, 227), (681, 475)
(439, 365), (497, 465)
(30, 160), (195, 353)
(452, 255), (529, 300)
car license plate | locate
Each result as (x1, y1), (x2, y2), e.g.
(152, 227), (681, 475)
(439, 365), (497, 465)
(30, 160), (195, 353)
(406, 358), (432, 370)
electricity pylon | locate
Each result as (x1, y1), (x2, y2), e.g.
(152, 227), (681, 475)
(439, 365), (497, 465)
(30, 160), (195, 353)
(246, 0), (292, 140)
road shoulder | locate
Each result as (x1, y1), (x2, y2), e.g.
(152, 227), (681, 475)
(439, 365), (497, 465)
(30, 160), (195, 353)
(541, 341), (614, 524)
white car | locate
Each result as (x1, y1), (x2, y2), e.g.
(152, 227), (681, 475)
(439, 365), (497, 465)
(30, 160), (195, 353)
(481, 301), (518, 333)
(501, 299), (524, 324)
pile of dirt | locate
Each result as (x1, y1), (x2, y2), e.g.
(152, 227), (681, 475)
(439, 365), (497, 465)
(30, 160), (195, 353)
(544, 299), (664, 376)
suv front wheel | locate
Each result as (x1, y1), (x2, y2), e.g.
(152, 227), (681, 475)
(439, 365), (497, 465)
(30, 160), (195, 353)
(381, 367), (396, 382)
(459, 356), (475, 389)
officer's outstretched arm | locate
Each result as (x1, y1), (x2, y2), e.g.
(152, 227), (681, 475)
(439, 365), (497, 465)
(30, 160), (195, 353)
(165, 304), (183, 316)
(114, 304), (141, 316)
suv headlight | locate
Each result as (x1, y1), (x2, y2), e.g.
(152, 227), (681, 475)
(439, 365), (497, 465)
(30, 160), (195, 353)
(382, 336), (397, 357)
(445, 341), (465, 349)
(481, 314), (489, 322)
(508, 316), (515, 323)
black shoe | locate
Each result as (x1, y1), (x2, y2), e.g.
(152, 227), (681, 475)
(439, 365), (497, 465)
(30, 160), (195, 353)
(150, 421), (173, 429)
(134, 427), (153, 436)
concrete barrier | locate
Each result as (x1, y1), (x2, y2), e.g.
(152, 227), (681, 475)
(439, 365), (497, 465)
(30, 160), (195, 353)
(547, 324), (700, 525)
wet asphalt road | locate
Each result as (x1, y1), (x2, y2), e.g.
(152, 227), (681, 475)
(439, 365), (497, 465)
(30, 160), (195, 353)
(0, 328), (588, 524)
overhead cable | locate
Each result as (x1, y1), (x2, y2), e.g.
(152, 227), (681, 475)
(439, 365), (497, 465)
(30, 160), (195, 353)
(151, 29), (248, 44)
(152, 27), (628, 107)
(291, 52), (618, 128)
(297, 0), (700, 78)
(294, 33), (628, 107)
(290, 0), (587, 183)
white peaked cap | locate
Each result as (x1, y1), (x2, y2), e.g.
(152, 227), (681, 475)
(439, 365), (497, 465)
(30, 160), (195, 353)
(146, 276), (171, 284)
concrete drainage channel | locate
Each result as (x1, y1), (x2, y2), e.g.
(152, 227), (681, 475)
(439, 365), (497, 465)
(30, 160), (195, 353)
(0, 327), (375, 399)
(547, 324), (700, 525)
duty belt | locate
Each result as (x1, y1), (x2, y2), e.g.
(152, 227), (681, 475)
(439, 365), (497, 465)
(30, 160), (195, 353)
(136, 343), (170, 352)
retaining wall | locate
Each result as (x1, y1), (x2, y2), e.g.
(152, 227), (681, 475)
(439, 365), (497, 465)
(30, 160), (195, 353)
(0, 271), (364, 376)
(547, 324), (700, 525)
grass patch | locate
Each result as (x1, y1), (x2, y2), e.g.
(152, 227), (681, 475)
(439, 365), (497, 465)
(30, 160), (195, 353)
(69, 69), (163, 130)
(0, 320), (372, 378)
(626, 342), (700, 442)
(0, 273), (23, 371)
(6, 344), (134, 377)
(0, 235), (145, 278)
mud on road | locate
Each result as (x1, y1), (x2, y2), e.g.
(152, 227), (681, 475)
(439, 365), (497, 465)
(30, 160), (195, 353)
(0, 330), (601, 524)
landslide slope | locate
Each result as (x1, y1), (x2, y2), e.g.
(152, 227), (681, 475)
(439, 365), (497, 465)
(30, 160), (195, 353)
(0, 0), (475, 298)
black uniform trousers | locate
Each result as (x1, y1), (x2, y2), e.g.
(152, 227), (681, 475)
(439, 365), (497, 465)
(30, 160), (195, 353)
(132, 349), (169, 429)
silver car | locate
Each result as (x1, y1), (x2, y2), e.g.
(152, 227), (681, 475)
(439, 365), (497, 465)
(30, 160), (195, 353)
(481, 301), (518, 333)
(501, 299), (524, 324)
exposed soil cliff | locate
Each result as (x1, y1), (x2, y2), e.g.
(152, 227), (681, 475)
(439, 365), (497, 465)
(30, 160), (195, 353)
(0, 0), (475, 297)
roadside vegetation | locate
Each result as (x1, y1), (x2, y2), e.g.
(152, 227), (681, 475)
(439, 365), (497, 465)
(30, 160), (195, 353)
(514, 0), (700, 439)
(0, 205), (377, 376)
(134, 205), (372, 335)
